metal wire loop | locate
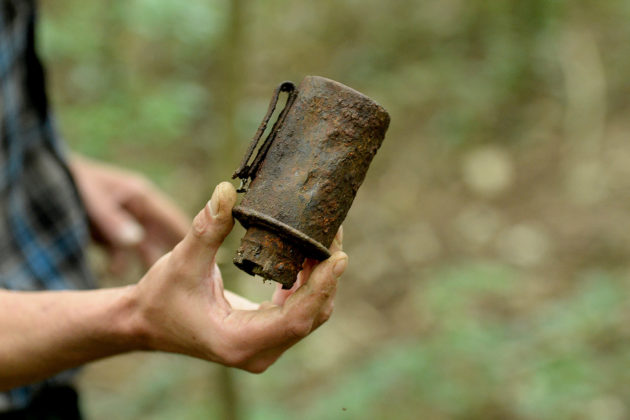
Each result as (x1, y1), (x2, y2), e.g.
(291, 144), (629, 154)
(232, 81), (297, 192)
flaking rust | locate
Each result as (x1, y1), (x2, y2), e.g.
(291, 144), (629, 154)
(232, 75), (390, 288)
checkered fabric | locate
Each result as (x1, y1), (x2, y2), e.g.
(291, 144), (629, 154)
(1, 0), (95, 411)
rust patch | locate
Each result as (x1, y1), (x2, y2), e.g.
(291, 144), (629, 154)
(232, 75), (390, 288)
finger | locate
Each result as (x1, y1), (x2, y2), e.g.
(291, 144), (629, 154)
(209, 264), (232, 313)
(271, 283), (291, 306)
(306, 226), (343, 326)
(86, 197), (145, 247)
(222, 251), (346, 373)
(311, 241), (345, 329)
(229, 252), (347, 363)
(283, 251), (346, 326)
(125, 184), (191, 246)
(237, 252), (346, 350)
(271, 226), (343, 306)
(171, 182), (237, 270)
(258, 301), (276, 310)
(224, 290), (259, 311)
(72, 158), (145, 247)
(274, 226), (341, 299)
(331, 225), (343, 253)
(271, 258), (315, 306)
(313, 287), (337, 330)
(270, 226), (341, 306)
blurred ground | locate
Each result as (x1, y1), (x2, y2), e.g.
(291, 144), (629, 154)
(40, 0), (630, 419)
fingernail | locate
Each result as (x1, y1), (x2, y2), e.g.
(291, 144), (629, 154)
(338, 225), (343, 243)
(119, 221), (144, 245)
(209, 185), (220, 217)
(332, 254), (348, 277)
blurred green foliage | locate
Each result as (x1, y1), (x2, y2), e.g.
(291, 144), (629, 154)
(40, 0), (630, 419)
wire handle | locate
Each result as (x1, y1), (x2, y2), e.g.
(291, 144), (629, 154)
(232, 81), (297, 192)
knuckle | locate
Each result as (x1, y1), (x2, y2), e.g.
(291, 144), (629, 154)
(287, 318), (312, 340)
(191, 211), (207, 239)
(243, 360), (270, 374)
(191, 205), (227, 246)
(318, 289), (332, 301)
(219, 345), (251, 368)
(320, 305), (334, 323)
(220, 352), (242, 368)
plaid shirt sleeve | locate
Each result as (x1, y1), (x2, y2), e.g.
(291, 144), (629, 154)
(0, 0), (95, 411)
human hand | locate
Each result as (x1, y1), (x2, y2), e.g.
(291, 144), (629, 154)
(130, 182), (347, 372)
(69, 154), (190, 272)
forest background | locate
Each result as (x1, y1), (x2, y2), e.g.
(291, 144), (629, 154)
(41, 1), (630, 419)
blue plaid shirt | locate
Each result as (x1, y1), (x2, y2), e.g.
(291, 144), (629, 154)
(0, 0), (95, 411)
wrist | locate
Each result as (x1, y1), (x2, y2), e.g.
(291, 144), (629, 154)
(112, 285), (152, 352)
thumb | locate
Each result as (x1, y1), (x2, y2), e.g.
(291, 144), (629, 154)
(173, 182), (237, 268)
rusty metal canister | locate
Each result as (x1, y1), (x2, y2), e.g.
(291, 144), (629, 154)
(231, 75), (390, 288)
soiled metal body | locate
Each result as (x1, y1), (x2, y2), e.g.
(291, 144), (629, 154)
(232, 75), (390, 287)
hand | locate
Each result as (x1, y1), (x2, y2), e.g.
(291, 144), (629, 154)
(131, 182), (347, 372)
(69, 154), (190, 271)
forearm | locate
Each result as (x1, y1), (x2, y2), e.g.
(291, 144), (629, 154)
(0, 286), (143, 391)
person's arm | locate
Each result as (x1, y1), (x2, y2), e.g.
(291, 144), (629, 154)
(0, 182), (347, 391)
(0, 286), (139, 390)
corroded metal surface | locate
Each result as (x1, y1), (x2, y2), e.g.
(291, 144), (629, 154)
(232, 75), (390, 288)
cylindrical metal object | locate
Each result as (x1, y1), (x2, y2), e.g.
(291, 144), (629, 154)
(232, 75), (390, 288)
